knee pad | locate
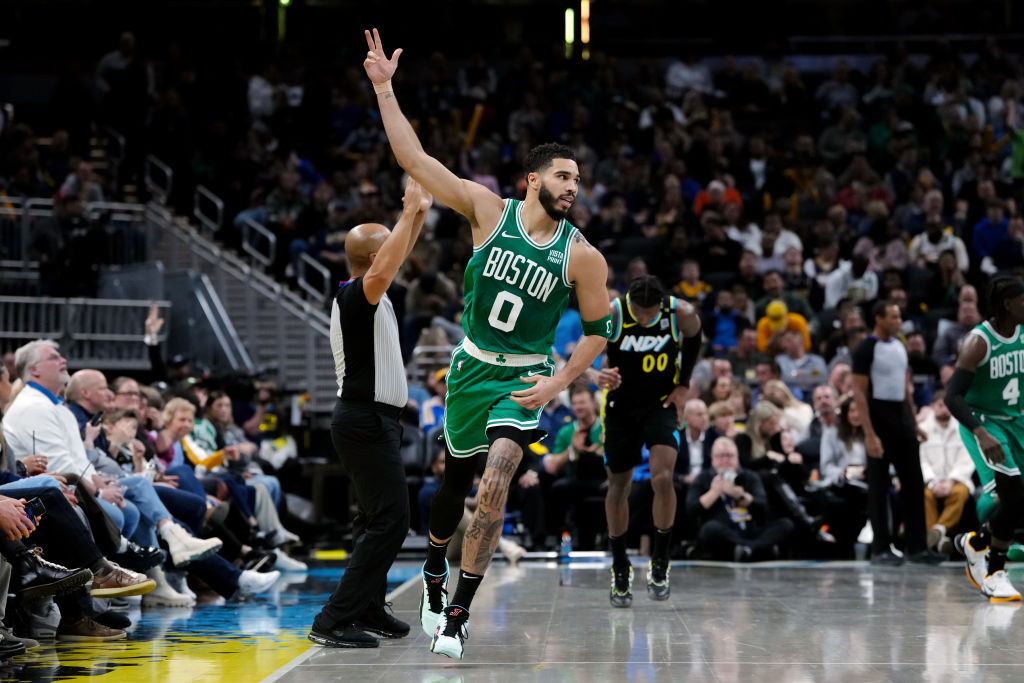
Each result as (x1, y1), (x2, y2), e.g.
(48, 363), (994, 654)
(486, 426), (534, 454)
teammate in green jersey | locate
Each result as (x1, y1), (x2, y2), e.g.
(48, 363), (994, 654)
(363, 29), (611, 659)
(947, 276), (1024, 602)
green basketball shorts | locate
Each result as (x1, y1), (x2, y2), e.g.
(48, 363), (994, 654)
(960, 413), (1024, 495)
(443, 339), (556, 458)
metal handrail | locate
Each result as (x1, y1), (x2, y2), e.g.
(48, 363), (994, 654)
(197, 273), (254, 371)
(193, 185), (224, 237)
(241, 217), (276, 268)
(144, 155), (173, 204)
(297, 252), (332, 301)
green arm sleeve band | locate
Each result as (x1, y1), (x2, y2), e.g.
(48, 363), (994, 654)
(582, 314), (613, 338)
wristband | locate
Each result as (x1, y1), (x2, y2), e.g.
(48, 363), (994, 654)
(582, 313), (613, 338)
(373, 80), (393, 95)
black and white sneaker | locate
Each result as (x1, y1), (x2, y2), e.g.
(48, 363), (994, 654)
(430, 605), (469, 659)
(419, 560), (449, 636)
(647, 559), (670, 601)
(610, 565), (633, 608)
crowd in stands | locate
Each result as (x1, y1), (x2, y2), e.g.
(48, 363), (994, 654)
(0, 309), (309, 649)
(3, 31), (1024, 580)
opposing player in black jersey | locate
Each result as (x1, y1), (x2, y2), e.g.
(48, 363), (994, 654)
(597, 276), (702, 607)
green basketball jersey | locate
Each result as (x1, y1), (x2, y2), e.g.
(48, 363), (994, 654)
(461, 199), (577, 356)
(965, 320), (1024, 417)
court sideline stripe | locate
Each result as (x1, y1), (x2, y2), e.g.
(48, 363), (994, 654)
(261, 573), (421, 683)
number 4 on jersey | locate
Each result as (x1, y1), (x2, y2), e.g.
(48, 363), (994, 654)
(1004, 377), (1020, 405)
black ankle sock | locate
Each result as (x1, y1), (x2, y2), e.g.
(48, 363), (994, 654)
(652, 528), (673, 563)
(425, 539), (450, 576)
(609, 535), (629, 569)
(990, 549), (1009, 574)
(450, 570), (484, 610)
(971, 530), (991, 552)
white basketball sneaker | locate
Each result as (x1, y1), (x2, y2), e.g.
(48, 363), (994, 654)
(982, 570), (1022, 603)
(955, 532), (989, 593)
(430, 605), (469, 659)
(419, 560), (449, 636)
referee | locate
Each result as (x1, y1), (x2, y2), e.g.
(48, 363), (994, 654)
(309, 178), (432, 648)
(851, 300), (943, 566)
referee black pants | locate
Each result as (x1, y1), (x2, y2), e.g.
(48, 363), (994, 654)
(313, 400), (409, 631)
(867, 401), (927, 555)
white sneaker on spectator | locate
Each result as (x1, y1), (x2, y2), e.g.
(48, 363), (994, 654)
(272, 549), (308, 572)
(498, 537), (526, 567)
(238, 569), (281, 596)
(928, 524), (947, 549)
(160, 523), (223, 567)
(857, 521), (874, 545)
(276, 529), (301, 546)
(165, 570), (197, 602)
(142, 566), (195, 608)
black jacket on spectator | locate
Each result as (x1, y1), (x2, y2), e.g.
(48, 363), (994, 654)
(685, 467), (768, 527)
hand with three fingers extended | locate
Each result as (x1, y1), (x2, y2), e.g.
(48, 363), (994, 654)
(363, 28), (402, 86)
(975, 427), (1006, 466)
(511, 374), (562, 411)
(403, 177), (432, 214)
(0, 496), (35, 540)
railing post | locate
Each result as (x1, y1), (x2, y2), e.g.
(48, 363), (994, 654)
(241, 218), (277, 270)
(193, 185), (224, 238)
(144, 155), (173, 205)
(297, 252), (332, 302)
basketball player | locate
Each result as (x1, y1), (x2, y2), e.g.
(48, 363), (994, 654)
(947, 276), (1024, 602)
(363, 29), (611, 659)
(598, 276), (702, 607)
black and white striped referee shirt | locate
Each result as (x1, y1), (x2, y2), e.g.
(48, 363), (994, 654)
(329, 277), (408, 408)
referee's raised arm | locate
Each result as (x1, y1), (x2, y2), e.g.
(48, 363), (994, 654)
(356, 177), (432, 305)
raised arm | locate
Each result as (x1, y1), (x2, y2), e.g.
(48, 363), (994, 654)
(363, 29), (503, 238)
(363, 178), (432, 305)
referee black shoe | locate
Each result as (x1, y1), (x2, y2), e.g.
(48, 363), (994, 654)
(647, 559), (670, 601)
(308, 624), (379, 648)
(610, 565), (633, 608)
(355, 602), (410, 639)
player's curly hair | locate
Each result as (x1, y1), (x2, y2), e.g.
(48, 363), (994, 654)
(987, 275), (1024, 318)
(524, 143), (577, 176)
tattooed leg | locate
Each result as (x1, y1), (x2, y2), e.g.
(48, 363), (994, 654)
(461, 438), (523, 574)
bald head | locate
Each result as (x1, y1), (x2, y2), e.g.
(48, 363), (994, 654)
(345, 223), (391, 274)
(66, 369), (112, 413)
